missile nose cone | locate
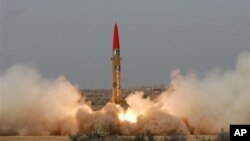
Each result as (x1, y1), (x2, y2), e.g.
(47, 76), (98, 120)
(113, 23), (120, 49)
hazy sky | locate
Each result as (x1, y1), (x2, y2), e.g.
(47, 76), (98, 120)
(0, 0), (249, 89)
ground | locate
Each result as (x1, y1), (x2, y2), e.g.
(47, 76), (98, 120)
(0, 135), (217, 141)
(0, 136), (69, 141)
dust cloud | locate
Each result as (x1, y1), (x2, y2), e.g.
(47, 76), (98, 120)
(157, 52), (250, 134)
(0, 52), (250, 135)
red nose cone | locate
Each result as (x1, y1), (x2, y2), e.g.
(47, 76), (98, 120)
(113, 23), (120, 49)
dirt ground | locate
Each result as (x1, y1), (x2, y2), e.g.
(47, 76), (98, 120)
(0, 135), (217, 141)
(0, 136), (70, 141)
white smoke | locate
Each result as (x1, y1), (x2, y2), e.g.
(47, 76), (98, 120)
(157, 52), (250, 134)
(0, 52), (250, 135)
(0, 64), (91, 135)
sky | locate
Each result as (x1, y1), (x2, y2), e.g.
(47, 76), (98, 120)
(0, 0), (249, 89)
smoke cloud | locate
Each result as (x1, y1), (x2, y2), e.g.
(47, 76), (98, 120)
(0, 64), (90, 135)
(157, 52), (250, 134)
(0, 52), (250, 135)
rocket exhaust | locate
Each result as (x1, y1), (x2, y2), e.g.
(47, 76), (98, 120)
(111, 23), (122, 104)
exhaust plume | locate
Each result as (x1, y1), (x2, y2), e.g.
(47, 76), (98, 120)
(1, 52), (250, 135)
(157, 52), (250, 134)
(0, 64), (91, 135)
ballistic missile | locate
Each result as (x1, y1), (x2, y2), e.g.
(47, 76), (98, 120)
(111, 23), (122, 104)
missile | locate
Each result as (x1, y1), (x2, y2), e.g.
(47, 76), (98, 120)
(111, 23), (122, 104)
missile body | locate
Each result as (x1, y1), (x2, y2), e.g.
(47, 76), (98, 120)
(111, 23), (122, 104)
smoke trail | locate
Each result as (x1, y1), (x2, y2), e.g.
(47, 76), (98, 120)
(1, 52), (250, 135)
